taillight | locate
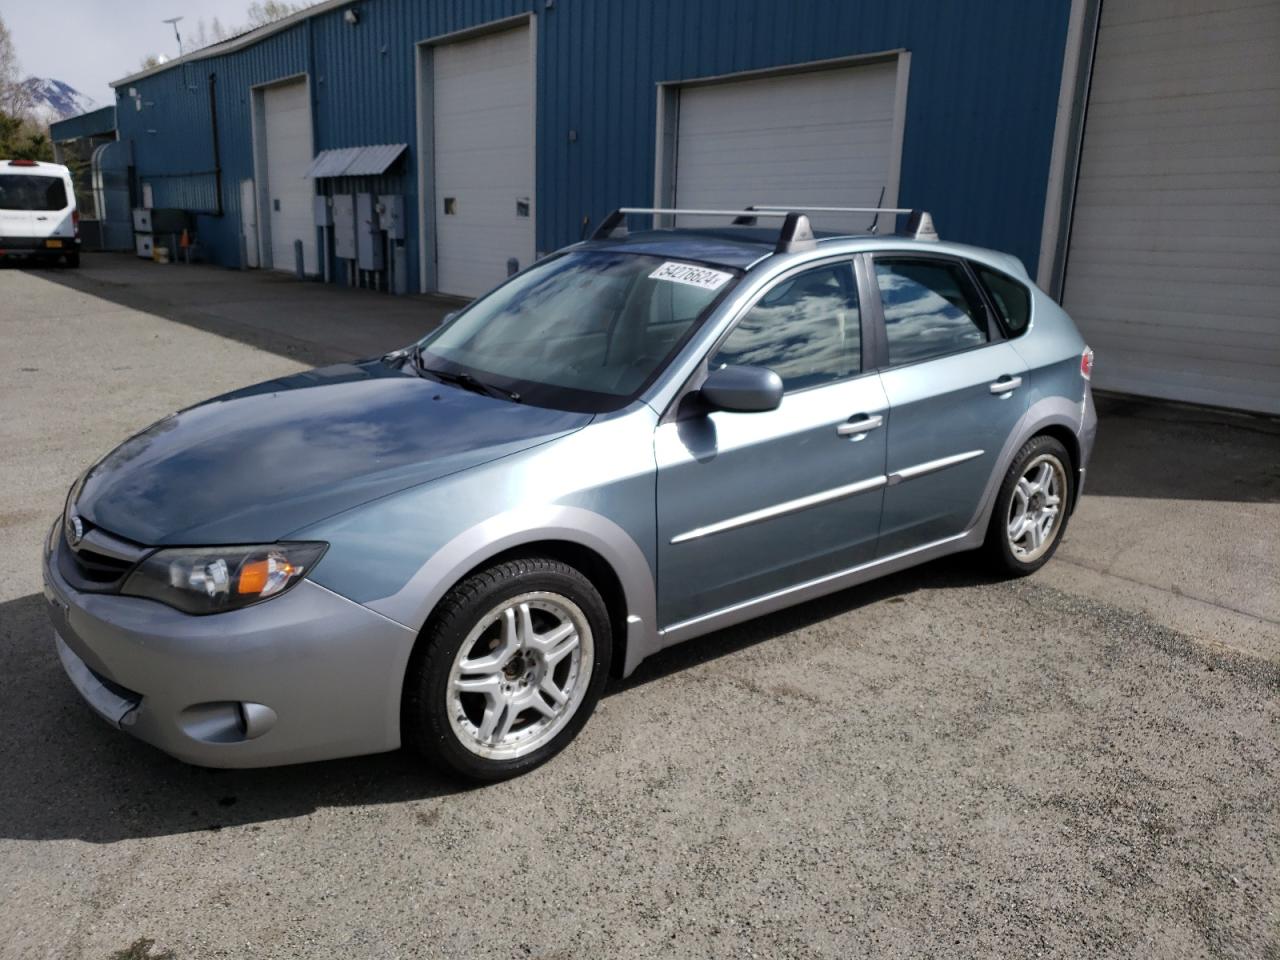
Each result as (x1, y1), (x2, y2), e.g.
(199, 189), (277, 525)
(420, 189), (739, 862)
(72, 209), (80, 237)
(8, 158), (37, 167)
(1080, 346), (1094, 381)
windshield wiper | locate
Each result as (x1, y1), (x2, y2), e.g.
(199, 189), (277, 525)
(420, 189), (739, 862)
(388, 344), (522, 403)
(422, 361), (521, 404)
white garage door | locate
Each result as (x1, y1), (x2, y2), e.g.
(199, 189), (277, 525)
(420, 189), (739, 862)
(1062, 0), (1280, 414)
(674, 60), (900, 233)
(262, 79), (316, 275)
(433, 25), (535, 298)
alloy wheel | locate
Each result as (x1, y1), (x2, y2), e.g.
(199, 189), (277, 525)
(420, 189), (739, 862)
(446, 591), (592, 760)
(1006, 453), (1067, 563)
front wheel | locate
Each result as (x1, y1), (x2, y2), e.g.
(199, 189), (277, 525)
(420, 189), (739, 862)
(984, 435), (1074, 576)
(403, 557), (612, 781)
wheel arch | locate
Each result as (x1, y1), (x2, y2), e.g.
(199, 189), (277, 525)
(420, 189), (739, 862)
(374, 504), (660, 695)
(1030, 422), (1082, 511)
(968, 396), (1086, 537)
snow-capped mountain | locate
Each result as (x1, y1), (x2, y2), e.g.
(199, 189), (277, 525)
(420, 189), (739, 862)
(19, 78), (97, 127)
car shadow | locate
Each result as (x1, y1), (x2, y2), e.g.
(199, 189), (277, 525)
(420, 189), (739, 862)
(0, 552), (996, 844)
(1085, 393), (1280, 503)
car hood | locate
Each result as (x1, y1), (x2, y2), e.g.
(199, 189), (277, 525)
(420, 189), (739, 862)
(74, 359), (592, 545)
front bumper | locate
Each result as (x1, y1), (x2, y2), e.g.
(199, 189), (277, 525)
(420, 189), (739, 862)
(43, 527), (418, 768)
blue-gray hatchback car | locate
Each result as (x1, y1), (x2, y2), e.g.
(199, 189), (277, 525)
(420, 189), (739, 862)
(44, 207), (1096, 780)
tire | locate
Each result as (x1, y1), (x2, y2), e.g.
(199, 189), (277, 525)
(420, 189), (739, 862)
(403, 556), (612, 781)
(984, 434), (1074, 577)
(65, 251), (80, 268)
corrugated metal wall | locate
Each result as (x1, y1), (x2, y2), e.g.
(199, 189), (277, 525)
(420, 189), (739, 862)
(115, 0), (1071, 293)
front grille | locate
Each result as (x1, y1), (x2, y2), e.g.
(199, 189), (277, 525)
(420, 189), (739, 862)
(56, 521), (147, 593)
(68, 545), (134, 584)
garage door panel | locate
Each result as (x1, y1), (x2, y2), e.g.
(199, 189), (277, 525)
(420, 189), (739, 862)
(1062, 0), (1280, 413)
(673, 61), (898, 232)
(432, 25), (534, 298)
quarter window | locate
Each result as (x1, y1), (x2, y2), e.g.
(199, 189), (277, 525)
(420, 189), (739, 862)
(710, 263), (860, 391)
(974, 264), (1031, 337)
(875, 258), (988, 366)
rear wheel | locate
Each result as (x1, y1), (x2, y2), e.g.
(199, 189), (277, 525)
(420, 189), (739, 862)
(403, 557), (611, 781)
(985, 435), (1073, 576)
(64, 251), (80, 268)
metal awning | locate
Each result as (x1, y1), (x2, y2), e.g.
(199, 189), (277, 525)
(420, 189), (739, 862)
(304, 143), (407, 178)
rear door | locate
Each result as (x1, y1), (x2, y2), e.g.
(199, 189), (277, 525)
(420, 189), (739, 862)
(869, 254), (1029, 556)
(656, 259), (888, 628)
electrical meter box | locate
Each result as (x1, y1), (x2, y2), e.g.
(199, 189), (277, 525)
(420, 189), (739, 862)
(378, 195), (406, 241)
(313, 195), (332, 227)
(332, 194), (356, 260)
(356, 192), (384, 271)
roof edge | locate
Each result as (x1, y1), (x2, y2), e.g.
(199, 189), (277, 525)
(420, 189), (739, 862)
(110, 0), (348, 89)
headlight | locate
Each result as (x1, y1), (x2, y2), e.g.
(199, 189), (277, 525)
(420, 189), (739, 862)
(121, 542), (328, 615)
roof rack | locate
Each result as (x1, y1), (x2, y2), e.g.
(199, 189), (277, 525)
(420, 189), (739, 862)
(590, 204), (938, 253)
(592, 207), (817, 254)
(748, 205), (938, 241)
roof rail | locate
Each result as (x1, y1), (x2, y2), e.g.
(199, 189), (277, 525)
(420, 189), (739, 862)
(591, 207), (818, 254)
(751, 205), (938, 241)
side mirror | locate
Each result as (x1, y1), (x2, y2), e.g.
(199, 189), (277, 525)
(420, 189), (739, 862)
(442, 311), (458, 323)
(699, 364), (783, 413)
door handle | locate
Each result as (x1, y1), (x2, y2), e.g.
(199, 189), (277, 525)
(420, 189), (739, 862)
(837, 414), (883, 437)
(989, 375), (1023, 395)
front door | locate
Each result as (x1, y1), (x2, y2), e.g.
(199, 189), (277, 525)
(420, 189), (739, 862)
(870, 255), (1030, 556)
(656, 260), (889, 629)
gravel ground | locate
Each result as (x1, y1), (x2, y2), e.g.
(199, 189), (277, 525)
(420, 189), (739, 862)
(1, 262), (1276, 959)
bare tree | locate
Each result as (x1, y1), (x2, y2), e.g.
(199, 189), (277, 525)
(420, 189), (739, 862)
(246, 2), (306, 28)
(0, 14), (51, 159)
(0, 14), (31, 118)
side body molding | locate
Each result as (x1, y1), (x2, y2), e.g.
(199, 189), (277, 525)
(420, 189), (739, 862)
(365, 504), (660, 678)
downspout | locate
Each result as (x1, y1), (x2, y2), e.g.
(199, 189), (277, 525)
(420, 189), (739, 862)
(209, 72), (224, 216)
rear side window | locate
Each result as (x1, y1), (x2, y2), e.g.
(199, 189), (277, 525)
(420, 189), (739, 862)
(0, 175), (68, 211)
(711, 262), (860, 391)
(875, 258), (988, 366)
(974, 264), (1031, 337)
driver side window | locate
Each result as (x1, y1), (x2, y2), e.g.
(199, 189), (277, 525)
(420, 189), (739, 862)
(709, 262), (860, 392)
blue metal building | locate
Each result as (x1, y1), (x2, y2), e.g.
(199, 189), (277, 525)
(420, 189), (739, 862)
(110, 0), (1076, 299)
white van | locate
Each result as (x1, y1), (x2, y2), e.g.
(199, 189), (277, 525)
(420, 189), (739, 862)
(0, 159), (80, 267)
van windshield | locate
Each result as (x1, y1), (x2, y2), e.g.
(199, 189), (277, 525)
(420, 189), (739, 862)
(417, 250), (740, 412)
(0, 175), (68, 211)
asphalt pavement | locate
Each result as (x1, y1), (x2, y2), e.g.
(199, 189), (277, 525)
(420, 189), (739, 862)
(1, 256), (1276, 959)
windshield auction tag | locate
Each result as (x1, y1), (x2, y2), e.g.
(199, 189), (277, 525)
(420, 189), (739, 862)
(649, 261), (734, 290)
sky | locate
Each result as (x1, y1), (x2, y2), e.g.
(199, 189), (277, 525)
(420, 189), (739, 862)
(3, 0), (260, 105)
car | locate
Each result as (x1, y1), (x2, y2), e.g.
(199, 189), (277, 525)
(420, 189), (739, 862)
(0, 159), (81, 267)
(44, 205), (1096, 780)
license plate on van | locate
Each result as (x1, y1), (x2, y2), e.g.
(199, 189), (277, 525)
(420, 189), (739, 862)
(45, 239), (63, 249)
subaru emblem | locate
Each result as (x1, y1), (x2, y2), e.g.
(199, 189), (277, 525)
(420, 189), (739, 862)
(67, 513), (84, 548)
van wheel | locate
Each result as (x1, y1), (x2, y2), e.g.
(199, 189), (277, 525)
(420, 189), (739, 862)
(985, 435), (1073, 576)
(403, 557), (611, 781)
(65, 252), (80, 268)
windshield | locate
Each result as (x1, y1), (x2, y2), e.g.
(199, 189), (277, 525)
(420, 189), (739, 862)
(418, 250), (740, 412)
(0, 174), (68, 211)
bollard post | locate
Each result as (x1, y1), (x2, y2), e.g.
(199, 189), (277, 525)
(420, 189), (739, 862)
(294, 239), (305, 279)
(507, 257), (519, 277)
